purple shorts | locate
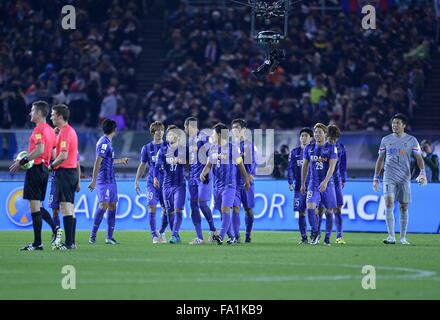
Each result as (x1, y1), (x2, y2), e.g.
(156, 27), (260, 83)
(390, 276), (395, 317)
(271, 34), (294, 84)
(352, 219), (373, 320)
(188, 180), (213, 202)
(146, 183), (165, 208)
(163, 184), (186, 212)
(48, 174), (59, 209)
(214, 187), (236, 210)
(335, 184), (344, 207)
(233, 185), (255, 209)
(294, 190), (307, 212)
(96, 182), (118, 203)
(306, 184), (337, 209)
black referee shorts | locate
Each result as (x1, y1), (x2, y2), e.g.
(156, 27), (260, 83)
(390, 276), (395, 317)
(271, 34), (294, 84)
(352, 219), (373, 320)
(23, 164), (49, 201)
(56, 168), (78, 204)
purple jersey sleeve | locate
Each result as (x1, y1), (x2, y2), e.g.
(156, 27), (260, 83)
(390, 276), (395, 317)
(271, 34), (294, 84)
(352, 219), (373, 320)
(329, 144), (338, 160)
(303, 144), (311, 161)
(96, 140), (109, 159)
(140, 145), (148, 164)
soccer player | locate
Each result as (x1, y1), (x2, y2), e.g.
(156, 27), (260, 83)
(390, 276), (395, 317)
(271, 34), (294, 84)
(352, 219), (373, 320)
(154, 125), (186, 244)
(9, 101), (61, 251)
(301, 123), (338, 246)
(373, 113), (427, 245)
(287, 127), (313, 244)
(48, 104), (79, 250)
(135, 121), (168, 244)
(88, 119), (129, 245)
(327, 125), (347, 244)
(231, 119), (257, 244)
(185, 117), (217, 245)
(200, 123), (250, 245)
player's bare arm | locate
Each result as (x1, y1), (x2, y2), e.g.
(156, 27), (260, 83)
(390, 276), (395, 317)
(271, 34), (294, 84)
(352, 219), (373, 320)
(300, 159), (310, 195)
(200, 162), (213, 182)
(237, 160), (250, 191)
(135, 162), (147, 195)
(88, 156), (103, 191)
(319, 158), (337, 193)
(76, 160), (81, 192)
(373, 153), (385, 192)
(414, 153), (428, 185)
(114, 157), (130, 165)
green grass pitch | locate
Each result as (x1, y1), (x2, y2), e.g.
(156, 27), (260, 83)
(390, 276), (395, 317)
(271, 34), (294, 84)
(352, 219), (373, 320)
(0, 231), (439, 300)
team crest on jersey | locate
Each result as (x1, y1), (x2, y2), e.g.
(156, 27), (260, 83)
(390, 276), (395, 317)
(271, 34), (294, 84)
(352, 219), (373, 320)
(35, 133), (42, 140)
(61, 141), (66, 148)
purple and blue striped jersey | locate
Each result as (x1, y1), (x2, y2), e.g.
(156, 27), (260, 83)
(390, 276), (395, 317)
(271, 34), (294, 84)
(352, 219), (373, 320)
(96, 135), (115, 184)
(154, 143), (186, 188)
(188, 131), (211, 185)
(141, 142), (165, 185)
(303, 142), (338, 190)
(287, 146), (310, 191)
(236, 139), (257, 187)
(209, 142), (241, 190)
(333, 142), (347, 186)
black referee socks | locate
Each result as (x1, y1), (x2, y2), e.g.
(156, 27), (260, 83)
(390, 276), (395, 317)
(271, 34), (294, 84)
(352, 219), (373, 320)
(63, 216), (74, 247)
(40, 207), (57, 233)
(31, 211), (42, 246)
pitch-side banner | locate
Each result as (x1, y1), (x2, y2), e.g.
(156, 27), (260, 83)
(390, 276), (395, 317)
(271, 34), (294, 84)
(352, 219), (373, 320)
(1, 180), (439, 233)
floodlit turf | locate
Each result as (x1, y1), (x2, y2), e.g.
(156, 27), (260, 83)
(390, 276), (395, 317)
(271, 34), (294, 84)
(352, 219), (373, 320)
(0, 231), (439, 300)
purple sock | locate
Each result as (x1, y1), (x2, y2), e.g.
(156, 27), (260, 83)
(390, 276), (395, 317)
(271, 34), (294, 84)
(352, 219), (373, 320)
(325, 211), (333, 240)
(298, 214), (307, 239)
(219, 212), (232, 240)
(53, 213), (60, 227)
(159, 214), (168, 234)
(307, 208), (318, 235)
(191, 202), (203, 239)
(168, 213), (175, 232)
(227, 224), (234, 239)
(107, 210), (116, 239)
(335, 213), (343, 238)
(148, 212), (158, 238)
(172, 212), (183, 237)
(90, 207), (106, 238)
(200, 201), (216, 232)
(245, 213), (254, 238)
(232, 212), (240, 239)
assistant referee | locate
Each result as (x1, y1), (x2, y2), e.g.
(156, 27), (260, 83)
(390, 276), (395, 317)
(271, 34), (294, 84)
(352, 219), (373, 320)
(49, 104), (79, 250)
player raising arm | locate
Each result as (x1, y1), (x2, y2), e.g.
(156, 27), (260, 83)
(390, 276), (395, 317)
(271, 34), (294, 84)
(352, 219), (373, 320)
(373, 113), (426, 245)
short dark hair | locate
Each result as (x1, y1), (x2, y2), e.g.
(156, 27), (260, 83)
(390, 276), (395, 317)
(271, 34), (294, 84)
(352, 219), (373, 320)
(213, 122), (228, 135)
(231, 118), (247, 129)
(52, 104), (70, 122)
(327, 125), (341, 139)
(102, 119), (117, 135)
(32, 100), (49, 117)
(299, 127), (313, 137)
(391, 113), (407, 125)
(184, 117), (198, 127)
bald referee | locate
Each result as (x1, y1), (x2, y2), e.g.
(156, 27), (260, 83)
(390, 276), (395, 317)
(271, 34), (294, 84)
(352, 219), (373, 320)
(9, 101), (61, 251)
(49, 104), (79, 250)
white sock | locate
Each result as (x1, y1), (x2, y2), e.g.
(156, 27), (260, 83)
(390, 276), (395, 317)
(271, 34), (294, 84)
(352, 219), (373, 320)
(386, 207), (395, 238)
(400, 209), (409, 239)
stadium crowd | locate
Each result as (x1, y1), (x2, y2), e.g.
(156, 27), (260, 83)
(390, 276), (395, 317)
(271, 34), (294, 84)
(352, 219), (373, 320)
(0, 0), (437, 132)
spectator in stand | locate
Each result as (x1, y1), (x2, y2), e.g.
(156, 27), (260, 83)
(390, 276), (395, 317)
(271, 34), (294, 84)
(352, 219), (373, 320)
(99, 86), (117, 121)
